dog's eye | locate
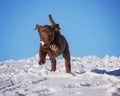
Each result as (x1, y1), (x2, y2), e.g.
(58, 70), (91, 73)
(46, 29), (49, 32)
(40, 28), (47, 32)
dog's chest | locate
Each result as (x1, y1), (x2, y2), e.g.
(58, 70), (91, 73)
(40, 40), (60, 56)
(49, 44), (58, 51)
(41, 40), (58, 51)
(41, 44), (58, 52)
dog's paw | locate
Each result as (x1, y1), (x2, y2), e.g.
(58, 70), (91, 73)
(39, 59), (46, 65)
(50, 69), (56, 72)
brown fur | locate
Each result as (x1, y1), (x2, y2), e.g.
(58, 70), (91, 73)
(35, 15), (71, 73)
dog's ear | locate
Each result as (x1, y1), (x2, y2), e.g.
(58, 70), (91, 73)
(34, 24), (42, 30)
(52, 24), (61, 32)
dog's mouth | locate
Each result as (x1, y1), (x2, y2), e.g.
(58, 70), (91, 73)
(41, 36), (55, 45)
(45, 41), (51, 45)
(41, 39), (53, 46)
(45, 39), (53, 44)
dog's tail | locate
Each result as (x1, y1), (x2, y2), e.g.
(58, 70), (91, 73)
(49, 14), (56, 26)
(49, 14), (61, 32)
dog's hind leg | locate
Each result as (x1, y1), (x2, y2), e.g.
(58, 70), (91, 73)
(62, 48), (71, 73)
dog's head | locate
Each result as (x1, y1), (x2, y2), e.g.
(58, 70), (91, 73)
(35, 14), (61, 45)
(35, 24), (55, 45)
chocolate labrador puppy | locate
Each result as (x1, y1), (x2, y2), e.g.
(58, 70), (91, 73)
(35, 14), (71, 73)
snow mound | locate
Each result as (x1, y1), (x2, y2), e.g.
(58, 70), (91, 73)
(0, 55), (120, 96)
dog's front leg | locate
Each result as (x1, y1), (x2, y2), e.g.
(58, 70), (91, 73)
(39, 47), (47, 65)
(49, 58), (56, 72)
(39, 51), (47, 65)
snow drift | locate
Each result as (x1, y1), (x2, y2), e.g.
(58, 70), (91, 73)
(0, 55), (120, 96)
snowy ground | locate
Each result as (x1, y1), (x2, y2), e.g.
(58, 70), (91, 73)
(0, 55), (120, 96)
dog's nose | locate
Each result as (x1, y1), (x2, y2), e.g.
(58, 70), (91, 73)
(44, 39), (50, 44)
(44, 38), (48, 42)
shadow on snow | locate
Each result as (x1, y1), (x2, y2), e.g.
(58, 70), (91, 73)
(91, 69), (120, 76)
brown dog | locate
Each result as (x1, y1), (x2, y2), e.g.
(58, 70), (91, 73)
(35, 14), (71, 73)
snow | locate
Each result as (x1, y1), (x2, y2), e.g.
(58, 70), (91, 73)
(0, 55), (120, 96)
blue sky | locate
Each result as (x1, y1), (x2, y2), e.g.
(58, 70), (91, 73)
(0, 0), (120, 60)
